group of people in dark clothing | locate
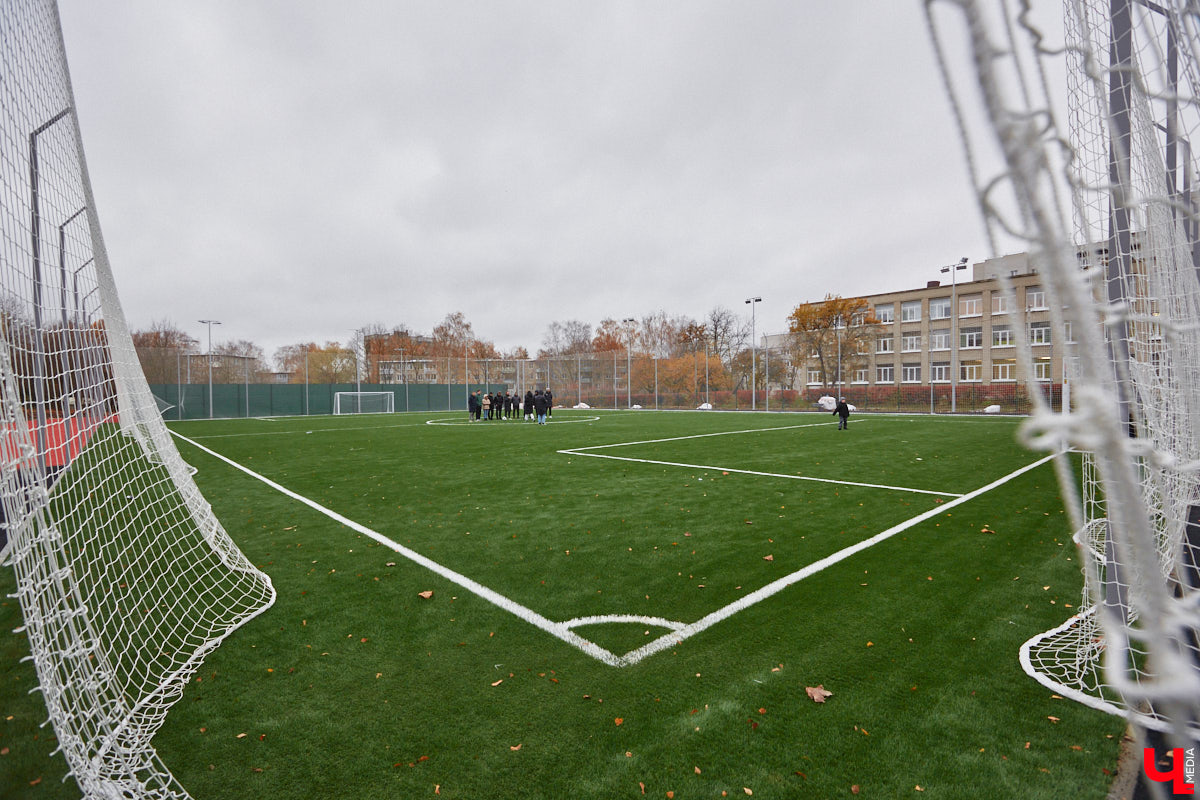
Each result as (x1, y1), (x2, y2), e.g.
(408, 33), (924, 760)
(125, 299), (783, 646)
(468, 388), (554, 425)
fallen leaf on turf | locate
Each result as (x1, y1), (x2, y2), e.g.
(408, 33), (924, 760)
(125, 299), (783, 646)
(851, 786), (860, 795)
(694, 766), (702, 774)
(491, 679), (503, 687)
(744, 789), (753, 795)
(915, 786), (924, 792)
(639, 782), (645, 794)
(236, 733), (247, 739)
(806, 685), (833, 703)
(386, 562), (395, 566)
(510, 744), (522, 751)
(418, 591), (433, 599)
(762, 554), (773, 561)
(626, 751), (633, 758)
(667, 792), (675, 799)
(435, 785), (440, 795)
(615, 717), (624, 726)
(1047, 716), (1060, 723)
(30, 777), (42, 786)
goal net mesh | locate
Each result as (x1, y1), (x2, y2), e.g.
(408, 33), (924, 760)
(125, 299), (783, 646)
(927, 0), (1200, 745)
(1, 2), (275, 797)
(333, 391), (395, 414)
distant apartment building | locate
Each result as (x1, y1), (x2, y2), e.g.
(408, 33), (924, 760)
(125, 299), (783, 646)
(764, 253), (1064, 393)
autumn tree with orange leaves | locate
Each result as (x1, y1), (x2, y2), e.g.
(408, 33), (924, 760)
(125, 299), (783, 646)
(786, 295), (878, 392)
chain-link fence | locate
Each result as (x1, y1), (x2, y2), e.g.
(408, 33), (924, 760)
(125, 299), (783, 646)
(141, 348), (1062, 419)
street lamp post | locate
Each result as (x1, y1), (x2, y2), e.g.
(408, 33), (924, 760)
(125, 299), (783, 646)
(745, 297), (761, 410)
(622, 317), (636, 408)
(939, 257), (969, 413)
(199, 319), (221, 419)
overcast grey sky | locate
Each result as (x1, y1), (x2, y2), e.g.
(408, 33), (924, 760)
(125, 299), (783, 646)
(58, 1), (994, 363)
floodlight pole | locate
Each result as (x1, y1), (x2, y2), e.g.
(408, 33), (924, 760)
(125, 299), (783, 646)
(745, 297), (761, 410)
(28, 107), (73, 472)
(199, 319), (221, 418)
(622, 317), (636, 407)
(397, 348), (408, 412)
(939, 258), (968, 413)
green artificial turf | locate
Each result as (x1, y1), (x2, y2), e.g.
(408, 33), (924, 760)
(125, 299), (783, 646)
(0, 410), (1126, 798)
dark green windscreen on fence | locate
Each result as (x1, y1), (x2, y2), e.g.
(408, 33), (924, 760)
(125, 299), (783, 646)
(149, 384), (491, 420)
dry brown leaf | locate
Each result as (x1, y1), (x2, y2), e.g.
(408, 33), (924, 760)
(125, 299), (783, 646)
(236, 733), (247, 739)
(805, 685), (833, 703)
(851, 786), (861, 795)
(762, 554), (773, 561)
(694, 766), (702, 775)
(615, 717), (624, 726)
(510, 744), (522, 751)
(417, 590), (433, 599)
(744, 789), (753, 796)
(639, 782), (646, 795)
(491, 679), (503, 687)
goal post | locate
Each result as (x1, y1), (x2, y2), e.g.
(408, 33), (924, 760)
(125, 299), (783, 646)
(333, 391), (396, 415)
(0, 3), (275, 798)
(927, 0), (1200, 746)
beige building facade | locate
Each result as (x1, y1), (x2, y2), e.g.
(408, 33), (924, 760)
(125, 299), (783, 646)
(765, 253), (1064, 395)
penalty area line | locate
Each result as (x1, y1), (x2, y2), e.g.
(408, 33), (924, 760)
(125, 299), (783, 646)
(617, 452), (1060, 666)
(169, 430), (626, 667)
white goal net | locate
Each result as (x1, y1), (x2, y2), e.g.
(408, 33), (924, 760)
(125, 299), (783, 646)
(927, 0), (1200, 748)
(1, 2), (275, 797)
(333, 391), (395, 415)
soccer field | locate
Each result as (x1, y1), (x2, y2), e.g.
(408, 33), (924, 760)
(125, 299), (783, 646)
(1, 410), (1126, 799)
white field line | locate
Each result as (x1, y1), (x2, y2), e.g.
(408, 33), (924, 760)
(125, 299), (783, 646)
(560, 452), (960, 497)
(616, 452), (1059, 666)
(559, 418), (960, 498)
(171, 426), (1052, 668)
(170, 430), (627, 667)
(563, 419), (842, 452)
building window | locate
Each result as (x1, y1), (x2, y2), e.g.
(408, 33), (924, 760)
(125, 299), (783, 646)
(1029, 321), (1052, 345)
(1033, 357), (1052, 381)
(807, 368), (821, 385)
(930, 361), (950, 382)
(877, 365), (894, 383)
(901, 333), (921, 352)
(960, 294), (982, 317)
(877, 336), (893, 354)
(902, 363), (921, 383)
(875, 303), (894, 323)
(992, 325), (1013, 348)
(991, 293), (1011, 314)
(1064, 321), (1075, 343)
(853, 368), (868, 384)
(850, 311), (865, 326)
(901, 300), (921, 322)
(960, 360), (982, 382)
(930, 329), (951, 351)
(1027, 286), (1047, 310)
(960, 327), (982, 349)
(992, 358), (1017, 382)
(929, 297), (951, 320)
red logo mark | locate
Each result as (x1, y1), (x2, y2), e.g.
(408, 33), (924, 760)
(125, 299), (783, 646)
(1144, 748), (1196, 795)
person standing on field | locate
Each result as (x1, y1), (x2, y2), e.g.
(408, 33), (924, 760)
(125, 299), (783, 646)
(524, 389), (535, 421)
(482, 392), (492, 420)
(544, 388), (553, 418)
(468, 391), (478, 421)
(534, 389), (549, 425)
(834, 397), (850, 430)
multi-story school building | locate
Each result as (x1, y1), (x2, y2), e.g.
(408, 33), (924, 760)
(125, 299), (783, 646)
(764, 253), (1065, 403)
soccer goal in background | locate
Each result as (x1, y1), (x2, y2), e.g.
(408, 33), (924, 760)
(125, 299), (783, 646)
(927, 0), (1200, 749)
(333, 390), (396, 415)
(0, 2), (275, 798)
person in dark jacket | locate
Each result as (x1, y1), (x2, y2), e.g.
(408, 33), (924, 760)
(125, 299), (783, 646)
(544, 388), (553, 418)
(468, 391), (480, 421)
(534, 389), (549, 425)
(524, 390), (535, 421)
(833, 398), (850, 430)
